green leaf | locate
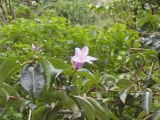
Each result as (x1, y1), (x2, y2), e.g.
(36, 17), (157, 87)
(38, 57), (57, 90)
(152, 108), (160, 120)
(86, 97), (118, 120)
(28, 103), (38, 110)
(2, 83), (17, 97)
(53, 92), (80, 118)
(136, 111), (147, 120)
(49, 58), (70, 69)
(141, 91), (152, 114)
(96, 6), (106, 14)
(45, 102), (63, 120)
(100, 74), (116, 84)
(0, 58), (26, 86)
(75, 96), (95, 120)
(116, 78), (133, 88)
(77, 69), (97, 92)
(20, 61), (46, 98)
(20, 100), (31, 112)
(32, 105), (51, 120)
(0, 88), (8, 107)
(120, 84), (136, 104)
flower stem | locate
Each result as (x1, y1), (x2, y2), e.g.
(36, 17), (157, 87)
(68, 70), (76, 85)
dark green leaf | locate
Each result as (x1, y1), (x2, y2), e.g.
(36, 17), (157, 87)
(20, 61), (46, 98)
(0, 88), (8, 107)
(53, 92), (80, 118)
(32, 105), (51, 120)
(20, 100), (31, 112)
(141, 91), (152, 114)
(100, 74), (116, 84)
(45, 102), (63, 120)
(77, 69), (97, 92)
(0, 58), (26, 86)
(38, 57), (57, 90)
(75, 96), (95, 120)
(49, 58), (70, 69)
(86, 97), (118, 120)
(2, 83), (17, 97)
(116, 78), (133, 88)
(120, 84), (136, 104)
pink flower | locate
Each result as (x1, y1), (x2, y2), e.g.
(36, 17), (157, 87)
(71, 46), (97, 70)
(32, 44), (36, 51)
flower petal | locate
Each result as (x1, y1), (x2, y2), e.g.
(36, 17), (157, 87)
(85, 56), (97, 61)
(71, 56), (81, 62)
(81, 46), (89, 58)
(75, 48), (81, 57)
(32, 44), (36, 51)
(74, 62), (84, 69)
(85, 60), (93, 64)
(84, 56), (97, 64)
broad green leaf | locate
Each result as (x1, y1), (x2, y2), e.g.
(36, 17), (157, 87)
(49, 58), (70, 69)
(86, 97), (118, 120)
(116, 78), (133, 88)
(0, 88), (8, 107)
(75, 96), (95, 120)
(45, 102), (63, 120)
(141, 91), (152, 114)
(0, 58), (26, 86)
(77, 69), (97, 92)
(152, 108), (160, 120)
(120, 84), (136, 104)
(100, 74), (116, 84)
(38, 57), (57, 90)
(20, 100), (31, 112)
(77, 68), (94, 78)
(28, 103), (38, 110)
(53, 92), (80, 118)
(83, 79), (97, 93)
(2, 83), (17, 97)
(20, 61), (46, 98)
(32, 105), (51, 120)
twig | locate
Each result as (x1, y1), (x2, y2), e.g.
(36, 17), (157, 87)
(123, 66), (132, 74)
(143, 114), (153, 120)
(148, 61), (155, 80)
(28, 109), (31, 120)
(68, 70), (76, 85)
(9, 96), (24, 100)
(53, 87), (65, 91)
(58, 110), (73, 114)
(130, 48), (148, 51)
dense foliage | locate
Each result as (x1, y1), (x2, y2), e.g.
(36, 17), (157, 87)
(0, 0), (160, 120)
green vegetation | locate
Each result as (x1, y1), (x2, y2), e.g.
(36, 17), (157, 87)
(0, 0), (160, 119)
